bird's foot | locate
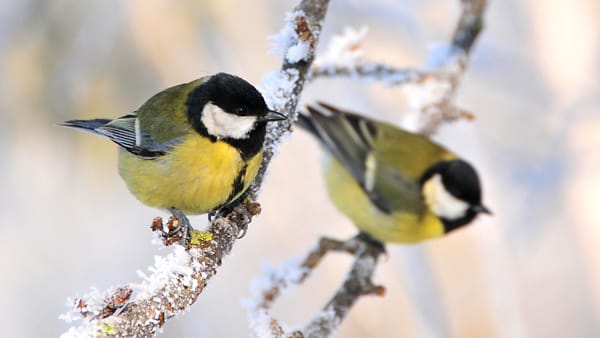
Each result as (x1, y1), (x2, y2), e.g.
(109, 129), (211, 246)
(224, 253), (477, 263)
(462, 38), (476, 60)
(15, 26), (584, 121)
(167, 208), (193, 246)
(355, 232), (387, 255)
(207, 210), (218, 222)
(207, 204), (250, 239)
(207, 203), (236, 222)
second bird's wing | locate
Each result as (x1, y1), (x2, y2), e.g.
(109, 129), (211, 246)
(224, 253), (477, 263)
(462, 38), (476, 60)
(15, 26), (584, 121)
(301, 102), (456, 216)
(302, 102), (401, 213)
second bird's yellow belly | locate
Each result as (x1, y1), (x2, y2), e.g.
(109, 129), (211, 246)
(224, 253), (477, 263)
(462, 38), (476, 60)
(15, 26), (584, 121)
(118, 134), (262, 214)
(324, 158), (445, 243)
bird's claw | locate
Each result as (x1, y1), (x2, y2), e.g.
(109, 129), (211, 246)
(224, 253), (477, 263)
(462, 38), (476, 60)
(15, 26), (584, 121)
(355, 232), (387, 255)
(207, 204), (235, 223)
(167, 208), (193, 246)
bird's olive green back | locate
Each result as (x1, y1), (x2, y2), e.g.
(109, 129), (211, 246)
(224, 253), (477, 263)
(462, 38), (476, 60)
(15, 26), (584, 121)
(374, 123), (456, 178)
(136, 78), (206, 143)
(370, 122), (456, 214)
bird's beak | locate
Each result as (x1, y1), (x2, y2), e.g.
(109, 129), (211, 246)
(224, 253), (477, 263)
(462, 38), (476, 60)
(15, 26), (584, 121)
(472, 204), (492, 215)
(257, 109), (286, 122)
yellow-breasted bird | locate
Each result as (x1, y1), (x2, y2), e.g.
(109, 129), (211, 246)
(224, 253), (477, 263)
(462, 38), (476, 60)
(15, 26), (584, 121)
(297, 102), (490, 246)
(61, 73), (285, 236)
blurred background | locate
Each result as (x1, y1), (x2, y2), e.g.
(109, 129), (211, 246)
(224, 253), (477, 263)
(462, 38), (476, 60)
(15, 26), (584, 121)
(1, 0), (599, 337)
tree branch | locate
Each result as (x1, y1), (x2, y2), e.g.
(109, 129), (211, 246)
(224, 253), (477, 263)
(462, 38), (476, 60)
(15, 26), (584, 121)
(252, 0), (330, 197)
(310, 0), (487, 135)
(245, 236), (384, 338)
(60, 1), (330, 337)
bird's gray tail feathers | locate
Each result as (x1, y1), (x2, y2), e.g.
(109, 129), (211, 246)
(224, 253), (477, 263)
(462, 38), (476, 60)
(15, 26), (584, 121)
(295, 113), (320, 138)
(59, 119), (111, 135)
(296, 102), (341, 143)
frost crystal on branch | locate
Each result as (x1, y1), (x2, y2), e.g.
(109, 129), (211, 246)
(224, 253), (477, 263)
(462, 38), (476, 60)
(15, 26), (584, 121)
(133, 245), (198, 300)
(243, 258), (309, 337)
(269, 11), (311, 63)
(315, 26), (368, 69)
(260, 69), (300, 114)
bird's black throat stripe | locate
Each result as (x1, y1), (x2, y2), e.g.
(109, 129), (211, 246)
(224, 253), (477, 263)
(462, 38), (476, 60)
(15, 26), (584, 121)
(227, 163), (248, 204)
(221, 125), (266, 161)
(441, 211), (477, 233)
(188, 120), (266, 161)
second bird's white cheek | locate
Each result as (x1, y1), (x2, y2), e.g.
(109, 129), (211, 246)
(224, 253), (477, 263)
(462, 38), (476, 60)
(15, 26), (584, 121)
(201, 103), (257, 139)
(422, 174), (469, 220)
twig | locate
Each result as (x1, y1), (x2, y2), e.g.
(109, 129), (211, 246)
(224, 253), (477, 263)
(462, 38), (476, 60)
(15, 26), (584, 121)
(253, 0), (330, 196)
(310, 0), (487, 135)
(452, 0), (486, 53)
(311, 62), (429, 86)
(60, 1), (330, 337)
(246, 236), (384, 338)
(412, 0), (485, 135)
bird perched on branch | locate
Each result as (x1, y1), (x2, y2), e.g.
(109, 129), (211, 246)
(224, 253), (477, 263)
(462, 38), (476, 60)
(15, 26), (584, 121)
(61, 73), (285, 238)
(297, 102), (490, 246)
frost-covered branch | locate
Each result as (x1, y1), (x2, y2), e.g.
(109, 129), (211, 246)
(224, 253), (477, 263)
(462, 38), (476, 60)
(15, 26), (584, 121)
(61, 1), (330, 337)
(245, 236), (384, 338)
(254, 0), (331, 195)
(311, 0), (486, 135)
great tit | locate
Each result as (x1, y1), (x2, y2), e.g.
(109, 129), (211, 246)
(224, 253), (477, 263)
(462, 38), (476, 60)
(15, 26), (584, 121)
(297, 102), (490, 244)
(62, 73), (285, 233)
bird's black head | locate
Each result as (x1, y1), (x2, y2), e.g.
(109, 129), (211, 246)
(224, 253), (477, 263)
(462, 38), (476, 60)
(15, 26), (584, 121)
(186, 73), (285, 159)
(204, 73), (268, 116)
(420, 159), (490, 233)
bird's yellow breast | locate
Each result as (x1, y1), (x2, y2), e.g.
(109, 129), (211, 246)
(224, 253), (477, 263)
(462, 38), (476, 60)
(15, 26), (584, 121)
(324, 158), (445, 243)
(118, 133), (262, 214)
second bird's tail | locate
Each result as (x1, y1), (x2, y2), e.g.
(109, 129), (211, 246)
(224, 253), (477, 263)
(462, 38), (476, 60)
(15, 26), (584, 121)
(295, 113), (320, 138)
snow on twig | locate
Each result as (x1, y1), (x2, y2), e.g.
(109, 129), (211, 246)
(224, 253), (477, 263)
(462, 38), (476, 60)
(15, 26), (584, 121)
(245, 236), (384, 338)
(311, 0), (486, 135)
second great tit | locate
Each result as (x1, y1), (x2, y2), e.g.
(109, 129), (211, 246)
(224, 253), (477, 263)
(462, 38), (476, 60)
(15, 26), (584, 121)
(297, 102), (490, 245)
(62, 73), (285, 233)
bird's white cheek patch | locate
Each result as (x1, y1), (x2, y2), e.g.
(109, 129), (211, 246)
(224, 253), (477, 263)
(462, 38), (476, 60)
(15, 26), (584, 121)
(201, 103), (257, 139)
(422, 174), (469, 220)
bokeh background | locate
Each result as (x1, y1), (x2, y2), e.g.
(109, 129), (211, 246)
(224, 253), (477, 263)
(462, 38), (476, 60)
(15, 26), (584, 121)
(1, 0), (599, 337)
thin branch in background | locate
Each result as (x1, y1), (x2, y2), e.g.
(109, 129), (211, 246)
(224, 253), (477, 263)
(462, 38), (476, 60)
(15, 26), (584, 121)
(60, 0), (330, 337)
(310, 0), (487, 136)
(245, 236), (384, 338)
(310, 26), (429, 86)
(246, 1), (487, 337)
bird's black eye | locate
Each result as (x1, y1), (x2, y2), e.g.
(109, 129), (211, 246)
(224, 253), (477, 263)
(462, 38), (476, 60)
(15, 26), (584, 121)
(236, 107), (248, 115)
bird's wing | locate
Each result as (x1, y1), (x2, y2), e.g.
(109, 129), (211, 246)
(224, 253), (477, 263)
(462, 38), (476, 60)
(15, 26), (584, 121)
(304, 102), (395, 213)
(96, 113), (184, 159)
(303, 102), (455, 214)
